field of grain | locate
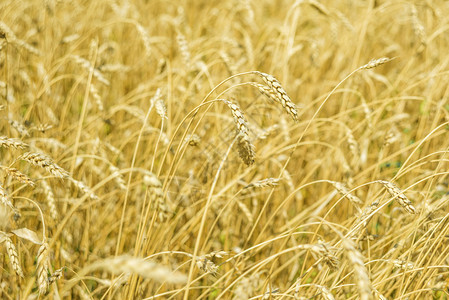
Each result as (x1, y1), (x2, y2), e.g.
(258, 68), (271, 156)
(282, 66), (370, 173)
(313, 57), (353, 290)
(1, 0), (449, 299)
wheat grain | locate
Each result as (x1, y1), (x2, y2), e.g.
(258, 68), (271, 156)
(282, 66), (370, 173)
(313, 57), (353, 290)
(20, 152), (69, 178)
(85, 255), (187, 283)
(410, 5), (426, 46)
(223, 99), (255, 165)
(236, 199), (253, 224)
(328, 181), (363, 206)
(135, 23), (151, 58)
(254, 72), (298, 122)
(0, 184), (15, 210)
(3, 167), (35, 187)
(377, 180), (416, 214)
(41, 179), (58, 220)
(244, 178), (280, 189)
(71, 55), (110, 86)
(176, 32), (191, 67)
(4, 236), (24, 277)
(196, 256), (219, 276)
(144, 173), (170, 222)
(37, 241), (50, 295)
(360, 57), (393, 70)
(342, 238), (372, 300)
(0, 136), (28, 149)
(48, 267), (64, 284)
(8, 120), (30, 136)
(69, 178), (98, 200)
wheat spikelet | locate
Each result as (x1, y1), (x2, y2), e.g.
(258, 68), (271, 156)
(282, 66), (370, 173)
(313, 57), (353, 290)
(383, 126), (400, 147)
(391, 259), (414, 270)
(219, 51), (238, 75)
(244, 178), (280, 189)
(109, 164), (126, 190)
(360, 57), (393, 70)
(317, 285), (335, 300)
(135, 23), (151, 58)
(223, 100), (255, 165)
(0, 136), (28, 149)
(8, 120), (30, 136)
(377, 180), (416, 214)
(20, 152), (69, 178)
(328, 181), (363, 206)
(176, 32), (191, 67)
(143, 173), (170, 222)
(0, 184), (15, 210)
(89, 84), (104, 112)
(31, 123), (53, 133)
(150, 88), (167, 119)
(99, 63), (131, 73)
(41, 179), (58, 220)
(254, 72), (298, 122)
(86, 255), (187, 283)
(0, 21), (40, 55)
(296, 243), (339, 269)
(48, 267), (64, 284)
(71, 55), (110, 86)
(307, 0), (330, 16)
(342, 238), (372, 300)
(0, 21), (15, 40)
(373, 288), (387, 300)
(356, 200), (379, 228)
(4, 236), (24, 277)
(37, 241), (50, 295)
(345, 128), (360, 157)
(410, 5), (426, 46)
(61, 33), (80, 44)
(3, 167), (35, 187)
(236, 199), (253, 224)
(69, 178), (98, 200)
(184, 133), (201, 146)
(196, 256), (219, 276)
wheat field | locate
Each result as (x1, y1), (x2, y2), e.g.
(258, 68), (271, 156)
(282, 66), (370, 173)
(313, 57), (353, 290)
(1, 0), (449, 299)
